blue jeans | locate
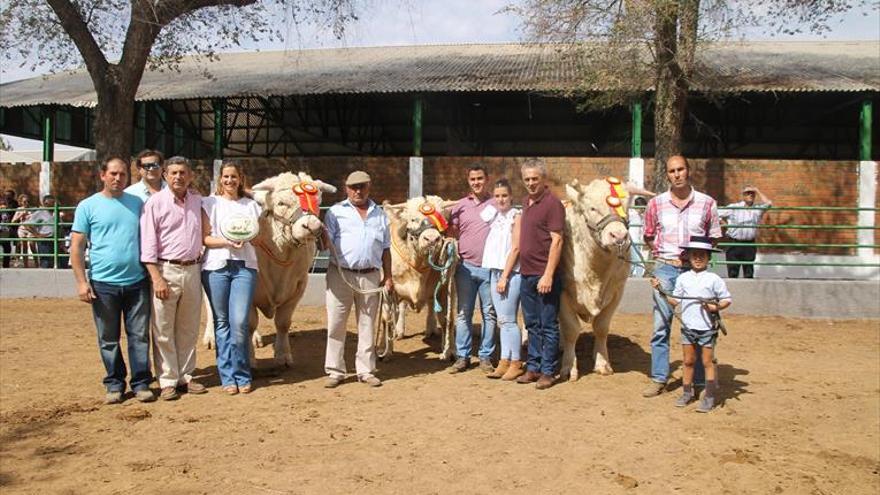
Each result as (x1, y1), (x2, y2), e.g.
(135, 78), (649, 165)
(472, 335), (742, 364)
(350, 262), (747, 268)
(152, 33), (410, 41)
(36, 239), (53, 268)
(202, 261), (256, 387)
(91, 278), (153, 392)
(490, 269), (522, 361)
(651, 262), (705, 383)
(520, 273), (561, 375)
(454, 262), (497, 360)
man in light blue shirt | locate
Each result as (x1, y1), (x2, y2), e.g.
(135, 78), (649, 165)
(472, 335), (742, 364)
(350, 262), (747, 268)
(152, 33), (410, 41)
(323, 170), (392, 388)
(124, 149), (166, 202)
(70, 157), (154, 405)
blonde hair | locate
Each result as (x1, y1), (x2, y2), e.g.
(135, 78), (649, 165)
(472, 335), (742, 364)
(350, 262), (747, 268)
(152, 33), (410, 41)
(214, 162), (248, 198)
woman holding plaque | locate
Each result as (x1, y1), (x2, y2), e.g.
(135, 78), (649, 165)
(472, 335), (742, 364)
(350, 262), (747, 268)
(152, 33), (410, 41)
(201, 162), (261, 395)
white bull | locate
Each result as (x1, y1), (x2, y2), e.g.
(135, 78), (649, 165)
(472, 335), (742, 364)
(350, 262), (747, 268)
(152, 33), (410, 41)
(558, 177), (632, 381)
(203, 171), (336, 368)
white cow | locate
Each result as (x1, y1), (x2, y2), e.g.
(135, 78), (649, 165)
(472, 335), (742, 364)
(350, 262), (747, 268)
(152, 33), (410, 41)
(379, 196), (458, 360)
(203, 171), (336, 368)
(558, 178), (632, 381)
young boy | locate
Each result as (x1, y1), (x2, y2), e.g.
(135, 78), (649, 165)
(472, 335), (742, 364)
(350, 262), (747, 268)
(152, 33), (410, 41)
(651, 235), (731, 413)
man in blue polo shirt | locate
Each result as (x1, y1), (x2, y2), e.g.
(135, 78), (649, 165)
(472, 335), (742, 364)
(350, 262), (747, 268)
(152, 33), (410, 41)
(70, 157), (154, 405)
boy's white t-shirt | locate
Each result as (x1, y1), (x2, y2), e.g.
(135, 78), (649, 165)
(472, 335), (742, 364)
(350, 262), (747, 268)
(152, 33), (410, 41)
(673, 270), (731, 331)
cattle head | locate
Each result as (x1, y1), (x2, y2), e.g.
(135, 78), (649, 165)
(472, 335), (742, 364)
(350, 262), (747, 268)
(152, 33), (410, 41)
(384, 195), (455, 254)
(565, 177), (631, 253)
(252, 172), (337, 245)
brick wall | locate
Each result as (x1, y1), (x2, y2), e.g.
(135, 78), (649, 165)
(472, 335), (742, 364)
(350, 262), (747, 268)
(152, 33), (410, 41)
(1, 157), (870, 254)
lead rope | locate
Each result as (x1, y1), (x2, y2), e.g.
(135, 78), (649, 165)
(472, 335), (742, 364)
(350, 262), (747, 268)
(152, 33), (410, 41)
(427, 239), (457, 313)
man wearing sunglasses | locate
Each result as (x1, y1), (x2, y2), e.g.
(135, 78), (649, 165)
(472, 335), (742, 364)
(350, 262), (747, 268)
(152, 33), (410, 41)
(125, 149), (166, 202)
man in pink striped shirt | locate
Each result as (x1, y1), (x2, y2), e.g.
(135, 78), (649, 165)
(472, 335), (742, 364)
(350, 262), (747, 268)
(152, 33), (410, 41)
(140, 156), (205, 401)
(641, 155), (721, 398)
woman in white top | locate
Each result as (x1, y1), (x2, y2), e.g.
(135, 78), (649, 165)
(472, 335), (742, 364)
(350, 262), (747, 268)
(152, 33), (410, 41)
(480, 179), (525, 381)
(201, 162), (262, 395)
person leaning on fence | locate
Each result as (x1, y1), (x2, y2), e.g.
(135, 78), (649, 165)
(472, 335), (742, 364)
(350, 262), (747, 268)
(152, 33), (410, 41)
(719, 185), (772, 279)
(11, 193), (34, 268)
(642, 155), (722, 398)
(140, 155), (206, 401)
(651, 236), (731, 413)
(125, 149), (167, 202)
(322, 170), (393, 389)
(0, 195), (12, 268)
(70, 157), (155, 404)
(200, 162), (261, 395)
(26, 195), (58, 269)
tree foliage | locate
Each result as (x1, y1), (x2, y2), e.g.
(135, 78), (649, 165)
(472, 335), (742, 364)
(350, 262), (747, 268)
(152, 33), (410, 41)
(0, 0), (361, 160)
(506, 0), (878, 187)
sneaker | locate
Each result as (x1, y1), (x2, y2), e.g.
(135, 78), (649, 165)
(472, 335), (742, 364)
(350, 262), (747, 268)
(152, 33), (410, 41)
(324, 376), (344, 389)
(696, 395), (715, 413)
(134, 388), (156, 403)
(448, 358), (470, 374)
(478, 358), (494, 373)
(185, 381), (207, 395)
(359, 375), (382, 387)
(675, 387), (695, 408)
(160, 386), (180, 401)
(535, 374), (556, 390)
(516, 370), (541, 384)
(641, 381), (666, 398)
(104, 391), (123, 405)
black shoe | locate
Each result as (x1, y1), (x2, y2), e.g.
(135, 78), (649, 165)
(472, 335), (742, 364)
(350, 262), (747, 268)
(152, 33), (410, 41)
(449, 358), (470, 374)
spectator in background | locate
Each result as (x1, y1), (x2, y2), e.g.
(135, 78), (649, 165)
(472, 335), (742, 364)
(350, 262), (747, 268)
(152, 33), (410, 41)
(125, 149), (166, 202)
(719, 185), (772, 279)
(11, 193), (34, 268)
(26, 194), (58, 268)
(0, 196), (11, 268)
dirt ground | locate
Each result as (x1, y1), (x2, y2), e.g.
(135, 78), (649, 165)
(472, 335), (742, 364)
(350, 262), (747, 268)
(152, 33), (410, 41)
(0, 298), (878, 494)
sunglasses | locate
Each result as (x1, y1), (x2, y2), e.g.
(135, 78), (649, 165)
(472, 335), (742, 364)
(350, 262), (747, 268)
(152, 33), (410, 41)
(141, 162), (161, 170)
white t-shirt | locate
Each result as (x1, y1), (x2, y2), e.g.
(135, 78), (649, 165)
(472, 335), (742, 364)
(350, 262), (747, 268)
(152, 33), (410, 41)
(201, 195), (262, 271)
(480, 205), (520, 272)
(673, 270), (732, 331)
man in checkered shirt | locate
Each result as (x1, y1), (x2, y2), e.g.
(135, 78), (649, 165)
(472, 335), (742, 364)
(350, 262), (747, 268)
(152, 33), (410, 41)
(641, 155), (722, 398)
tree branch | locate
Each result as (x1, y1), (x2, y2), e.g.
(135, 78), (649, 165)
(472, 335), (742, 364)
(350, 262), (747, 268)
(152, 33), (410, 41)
(154, 0), (259, 25)
(45, 0), (108, 81)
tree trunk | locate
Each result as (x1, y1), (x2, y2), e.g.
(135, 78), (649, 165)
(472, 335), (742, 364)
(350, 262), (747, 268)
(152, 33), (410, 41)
(92, 69), (138, 162)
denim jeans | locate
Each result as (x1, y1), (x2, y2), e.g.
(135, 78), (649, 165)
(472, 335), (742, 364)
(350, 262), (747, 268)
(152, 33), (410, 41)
(202, 261), (256, 387)
(454, 261), (497, 360)
(91, 278), (153, 392)
(650, 262), (705, 384)
(520, 273), (561, 375)
(489, 269), (522, 361)
(35, 239), (53, 268)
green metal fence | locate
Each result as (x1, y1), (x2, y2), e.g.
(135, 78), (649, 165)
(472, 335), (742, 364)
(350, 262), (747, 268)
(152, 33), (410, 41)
(0, 205), (75, 268)
(1, 205), (877, 271)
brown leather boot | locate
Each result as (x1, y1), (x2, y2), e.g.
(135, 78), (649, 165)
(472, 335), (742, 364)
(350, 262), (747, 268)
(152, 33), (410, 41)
(501, 360), (524, 381)
(487, 359), (510, 379)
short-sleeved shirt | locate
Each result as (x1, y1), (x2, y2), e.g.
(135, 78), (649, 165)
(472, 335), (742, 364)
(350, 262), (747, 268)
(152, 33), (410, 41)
(325, 199), (390, 271)
(450, 194), (495, 266)
(673, 270), (732, 331)
(72, 192), (146, 285)
(519, 187), (566, 276)
(201, 195), (262, 271)
(719, 201), (770, 241)
(140, 187), (203, 263)
(26, 209), (55, 237)
(124, 180), (166, 203)
(643, 189), (721, 261)
(480, 205), (521, 272)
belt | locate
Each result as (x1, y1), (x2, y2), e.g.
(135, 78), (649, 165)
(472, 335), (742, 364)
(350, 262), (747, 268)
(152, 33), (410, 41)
(658, 258), (685, 268)
(159, 258), (201, 266)
(332, 263), (378, 274)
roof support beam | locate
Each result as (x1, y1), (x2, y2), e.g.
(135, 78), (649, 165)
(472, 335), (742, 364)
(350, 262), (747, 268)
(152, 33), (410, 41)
(42, 106), (55, 162)
(860, 98), (873, 161)
(412, 95), (423, 157)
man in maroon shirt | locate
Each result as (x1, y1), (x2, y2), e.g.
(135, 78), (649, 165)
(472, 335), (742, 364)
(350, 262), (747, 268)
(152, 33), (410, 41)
(516, 159), (565, 390)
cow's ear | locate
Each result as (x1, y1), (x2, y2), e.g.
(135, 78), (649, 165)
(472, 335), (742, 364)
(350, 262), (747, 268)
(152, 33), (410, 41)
(252, 177), (277, 191)
(313, 180), (337, 194)
(564, 181), (581, 202)
(253, 190), (270, 207)
(383, 203), (405, 218)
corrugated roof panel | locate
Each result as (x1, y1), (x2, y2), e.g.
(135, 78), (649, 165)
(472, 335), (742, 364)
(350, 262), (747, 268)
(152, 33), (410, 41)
(0, 41), (877, 108)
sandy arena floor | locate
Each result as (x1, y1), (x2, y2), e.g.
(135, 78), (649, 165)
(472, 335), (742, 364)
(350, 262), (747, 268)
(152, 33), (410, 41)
(0, 298), (878, 494)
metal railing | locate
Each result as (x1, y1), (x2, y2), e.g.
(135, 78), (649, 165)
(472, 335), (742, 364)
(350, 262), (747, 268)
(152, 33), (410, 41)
(0, 205), (75, 269)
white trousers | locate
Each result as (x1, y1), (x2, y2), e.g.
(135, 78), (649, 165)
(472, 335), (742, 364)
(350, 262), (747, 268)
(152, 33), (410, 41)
(152, 262), (202, 388)
(324, 267), (381, 379)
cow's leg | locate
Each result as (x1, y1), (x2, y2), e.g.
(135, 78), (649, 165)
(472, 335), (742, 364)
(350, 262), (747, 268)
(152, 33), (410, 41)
(591, 306), (615, 376)
(558, 295), (581, 382)
(248, 305), (259, 369)
(273, 279), (308, 368)
(394, 301), (407, 339)
(202, 291), (216, 349)
(424, 308), (437, 339)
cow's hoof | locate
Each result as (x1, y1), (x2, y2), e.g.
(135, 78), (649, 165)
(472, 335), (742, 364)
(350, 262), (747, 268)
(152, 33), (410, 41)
(594, 364), (614, 376)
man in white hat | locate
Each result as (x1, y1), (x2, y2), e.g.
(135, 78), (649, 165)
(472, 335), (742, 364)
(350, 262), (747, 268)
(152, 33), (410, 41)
(719, 185), (772, 278)
(323, 170), (393, 388)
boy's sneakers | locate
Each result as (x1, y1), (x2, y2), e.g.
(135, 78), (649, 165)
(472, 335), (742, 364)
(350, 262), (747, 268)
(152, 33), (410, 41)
(696, 395), (715, 413)
(675, 385), (695, 407)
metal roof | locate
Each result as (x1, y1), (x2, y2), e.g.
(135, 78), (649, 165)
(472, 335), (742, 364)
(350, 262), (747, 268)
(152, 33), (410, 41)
(1, 41), (877, 108)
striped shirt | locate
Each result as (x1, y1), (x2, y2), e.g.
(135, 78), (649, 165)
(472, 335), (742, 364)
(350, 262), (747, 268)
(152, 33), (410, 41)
(719, 201), (770, 241)
(643, 189), (721, 260)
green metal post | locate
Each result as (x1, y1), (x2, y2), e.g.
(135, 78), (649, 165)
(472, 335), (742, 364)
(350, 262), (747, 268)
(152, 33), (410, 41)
(860, 99), (873, 161)
(412, 96), (423, 157)
(52, 201), (59, 268)
(631, 101), (642, 158)
(213, 99), (226, 159)
(42, 107), (55, 162)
